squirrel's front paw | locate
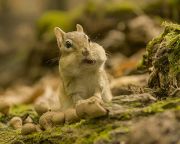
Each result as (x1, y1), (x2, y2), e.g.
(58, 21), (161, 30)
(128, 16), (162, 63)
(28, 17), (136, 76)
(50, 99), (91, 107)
(76, 99), (86, 106)
(75, 97), (108, 119)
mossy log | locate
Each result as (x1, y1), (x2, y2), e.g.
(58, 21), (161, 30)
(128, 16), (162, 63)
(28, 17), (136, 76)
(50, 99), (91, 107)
(141, 22), (180, 97)
(0, 94), (179, 144)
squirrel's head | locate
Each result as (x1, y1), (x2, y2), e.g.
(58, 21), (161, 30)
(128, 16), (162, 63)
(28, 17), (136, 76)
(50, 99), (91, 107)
(54, 24), (106, 75)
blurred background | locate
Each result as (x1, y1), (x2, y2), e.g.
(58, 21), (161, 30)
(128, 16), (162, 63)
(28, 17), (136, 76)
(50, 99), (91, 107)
(0, 0), (179, 88)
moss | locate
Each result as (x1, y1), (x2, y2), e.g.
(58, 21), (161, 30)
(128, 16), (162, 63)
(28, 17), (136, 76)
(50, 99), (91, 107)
(10, 105), (38, 122)
(0, 128), (20, 144)
(0, 105), (38, 123)
(0, 96), (180, 144)
(140, 22), (180, 97)
(37, 6), (84, 42)
(109, 97), (180, 120)
(6, 117), (117, 144)
(105, 1), (137, 13)
(142, 97), (180, 115)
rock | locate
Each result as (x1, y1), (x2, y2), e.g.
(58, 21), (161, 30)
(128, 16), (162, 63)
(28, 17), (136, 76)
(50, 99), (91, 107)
(112, 93), (156, 104)
(9, 117), (23, 130)
(110, 74), (148, 91)
(111, 87), (133, 96)
(127, 110), (180, 144)
(101, 30), (126, 53)
(127, 15), (161, 44)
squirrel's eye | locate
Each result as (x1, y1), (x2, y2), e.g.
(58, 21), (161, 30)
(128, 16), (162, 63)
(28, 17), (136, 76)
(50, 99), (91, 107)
(88, 38), (91, 43)
(65, 41), (72, 48)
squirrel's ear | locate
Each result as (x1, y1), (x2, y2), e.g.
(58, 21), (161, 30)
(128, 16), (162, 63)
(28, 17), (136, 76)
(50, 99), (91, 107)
(76, 24), (84, 32)
(54, 27), (65, 43)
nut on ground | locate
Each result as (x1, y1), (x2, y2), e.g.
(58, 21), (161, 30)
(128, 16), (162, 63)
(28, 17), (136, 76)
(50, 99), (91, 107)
(34, 102), (50, 116)
(9, 117), (23, 130)
(52, 112), (65, 125)
(24, 116), (33, 124)
(21, 123), (40, 135)
(39, 111), (56, 130)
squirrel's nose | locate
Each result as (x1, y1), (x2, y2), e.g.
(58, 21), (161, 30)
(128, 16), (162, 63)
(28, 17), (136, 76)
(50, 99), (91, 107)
(82, 49), (89, 56)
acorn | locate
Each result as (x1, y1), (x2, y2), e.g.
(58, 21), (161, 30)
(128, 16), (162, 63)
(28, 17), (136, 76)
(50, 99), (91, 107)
(39, 111), (55, 130)
(24, 116), (33, 124)
(34, 102), (50, 116)
(9, 117), (23, 130)
(52, 112), (65, 125)
(21, 123), (40, 135)
(76, 98), (107, 118)
(0, 100), (10, 115)
(64, 108), (79, 124)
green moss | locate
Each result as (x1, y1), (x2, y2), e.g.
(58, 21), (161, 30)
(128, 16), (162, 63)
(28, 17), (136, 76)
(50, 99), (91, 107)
(0, 96), (180, 143)
(0, 105), (38, 123)
(0, 128), (20, 144)
(109, 97), (180, 120)
(139, 22), (180, 97)
(106, 2), (137, 13)
(10, 105), (38, 122)
(37, 6), (84, 42)
(142, 97), (180, 115)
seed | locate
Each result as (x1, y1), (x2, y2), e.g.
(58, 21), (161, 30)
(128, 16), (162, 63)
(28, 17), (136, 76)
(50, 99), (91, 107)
(9, 117), (22, 130)
(34, 102), (50, 116)
(21, 123), (39, 135)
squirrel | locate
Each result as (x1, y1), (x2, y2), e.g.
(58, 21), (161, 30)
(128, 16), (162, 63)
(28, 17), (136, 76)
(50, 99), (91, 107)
(54, 24), (112, 111)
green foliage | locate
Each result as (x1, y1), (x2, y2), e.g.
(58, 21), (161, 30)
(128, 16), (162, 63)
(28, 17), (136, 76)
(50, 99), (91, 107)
(37, 6), (84, 42)
(105, 1), (138, 14)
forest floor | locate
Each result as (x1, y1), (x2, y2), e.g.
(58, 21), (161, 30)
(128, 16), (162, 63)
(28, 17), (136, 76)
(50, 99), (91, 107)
(0, 20), (179, 144)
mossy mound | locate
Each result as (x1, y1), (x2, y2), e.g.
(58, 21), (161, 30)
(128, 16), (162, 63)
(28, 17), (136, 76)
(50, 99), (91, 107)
(0, 95), (179, 144)
(141, 22), (180, 97)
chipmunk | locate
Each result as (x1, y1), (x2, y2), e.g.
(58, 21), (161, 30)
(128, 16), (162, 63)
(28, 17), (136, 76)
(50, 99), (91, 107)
(54, 24), (112, 112)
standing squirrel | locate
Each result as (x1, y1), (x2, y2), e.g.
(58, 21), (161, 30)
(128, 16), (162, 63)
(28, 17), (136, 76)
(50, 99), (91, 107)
(54, 24), (112, 113)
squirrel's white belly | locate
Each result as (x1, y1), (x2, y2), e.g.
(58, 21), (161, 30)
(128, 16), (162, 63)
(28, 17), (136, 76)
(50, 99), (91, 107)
(70, 74), (98, 99)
